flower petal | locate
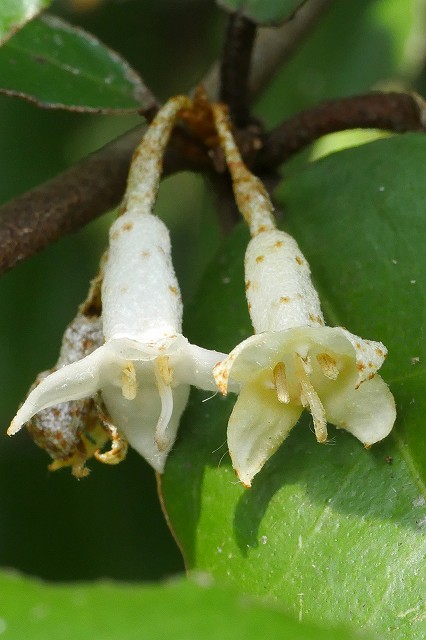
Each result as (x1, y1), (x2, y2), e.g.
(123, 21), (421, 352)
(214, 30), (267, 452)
(102, 213), (183, 343)
(338, 328), (387, 386)
(173, 344), (230, 392)
(214, 332), (287, 394)
(215, 326), (387, 395)
(8, 346), (110, 435)
(320, 374), (396, 445)
(102, 379), (190, 473)
(244, 229), (324, 333)
(227, 375), (302, 487)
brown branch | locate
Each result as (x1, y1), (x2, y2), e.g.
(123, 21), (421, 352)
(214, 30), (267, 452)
(256, 92), (426, 170)
(219, 13), (257, 127)
(203, 0), (335, 101)
(0, 125), (211, 274)
(0, 128), (144, 274)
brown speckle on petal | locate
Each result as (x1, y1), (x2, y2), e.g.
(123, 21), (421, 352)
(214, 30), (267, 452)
(214, 367), (229, 396)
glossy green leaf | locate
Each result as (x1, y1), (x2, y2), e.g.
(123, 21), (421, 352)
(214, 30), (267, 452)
(162, 134), (426, 640)
(217, 0), (303, 25)
(0, 571), (365, 640)
(0, 15), (156, 113)
(0, 0), (50, 45)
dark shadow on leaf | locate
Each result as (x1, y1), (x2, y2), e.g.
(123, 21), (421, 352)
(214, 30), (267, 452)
(163, 381), (426, 569)
(161, 390), (235, 568)
(233, 409), (423, 555)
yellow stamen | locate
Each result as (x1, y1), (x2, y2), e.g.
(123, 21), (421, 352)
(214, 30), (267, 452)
(273, 362), (290, 403)
(120, 361), (137, 400)
(316, 353), (339, 380)
(156, 355), (173, 385)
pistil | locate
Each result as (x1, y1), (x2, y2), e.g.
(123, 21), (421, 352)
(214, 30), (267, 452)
(154, 358), (174, 450)
(295, 354), (328, 443)
(317, 352), (340, 380)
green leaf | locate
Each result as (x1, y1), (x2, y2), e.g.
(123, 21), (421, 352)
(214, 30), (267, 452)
(0, 15), (156, 113)
(0, 0), (50, 45)
(162, 134), (426, 640)
(257, 0), (415, 127)
(216, 0), (303, 25)
(0, 571), (364, 639)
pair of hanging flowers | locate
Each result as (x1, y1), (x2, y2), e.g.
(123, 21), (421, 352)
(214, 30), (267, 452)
(8, 96), (396, 486)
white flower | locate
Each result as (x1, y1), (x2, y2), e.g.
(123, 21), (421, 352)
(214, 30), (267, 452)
(8, 96), (225, 473)
(212, 104), (396, 487)
(214, 227), (396, 487)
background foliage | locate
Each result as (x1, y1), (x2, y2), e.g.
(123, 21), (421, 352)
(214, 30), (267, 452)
(0, 0), (424, 638)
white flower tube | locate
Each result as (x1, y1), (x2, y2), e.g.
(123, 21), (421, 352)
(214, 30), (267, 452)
(212, 104), (396, 487)
(9, 96), (226, 473)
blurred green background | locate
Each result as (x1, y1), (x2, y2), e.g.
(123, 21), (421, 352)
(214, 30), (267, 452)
(0, 0), (423, 582)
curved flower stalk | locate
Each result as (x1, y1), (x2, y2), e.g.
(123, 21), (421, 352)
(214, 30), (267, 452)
(9, 96), (226, 473)
(211, 104), (396, 487)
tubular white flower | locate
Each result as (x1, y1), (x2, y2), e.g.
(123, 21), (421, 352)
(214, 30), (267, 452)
(8, 96), (226, 473)
(212, 104), (396, 487)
